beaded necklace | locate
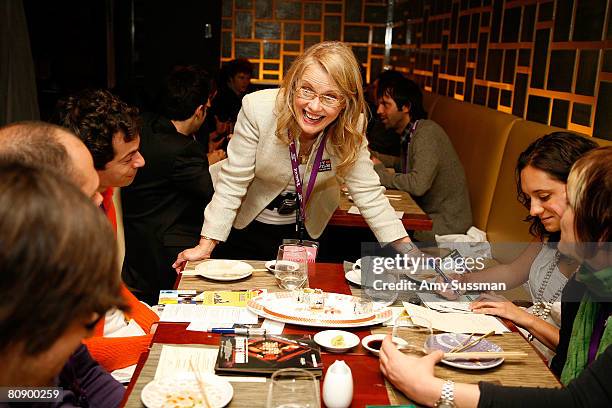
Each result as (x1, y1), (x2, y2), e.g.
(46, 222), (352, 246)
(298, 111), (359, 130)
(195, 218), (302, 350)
(528, 250), (579, 341)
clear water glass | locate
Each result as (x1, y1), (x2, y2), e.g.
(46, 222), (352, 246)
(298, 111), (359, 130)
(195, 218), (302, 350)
(266, 368), (320, 408)
(274, 244), (308, 290)
(391, 315), (432, 356)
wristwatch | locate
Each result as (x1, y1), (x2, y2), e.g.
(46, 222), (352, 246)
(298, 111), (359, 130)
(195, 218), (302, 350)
(434, 380), (456, 408)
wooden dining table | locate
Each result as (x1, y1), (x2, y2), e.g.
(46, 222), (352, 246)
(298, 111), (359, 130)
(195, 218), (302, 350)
(330, 188), (433, 231)
(122, 261), (560, 407)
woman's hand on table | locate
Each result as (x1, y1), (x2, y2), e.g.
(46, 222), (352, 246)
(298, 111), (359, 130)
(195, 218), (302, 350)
(470, 292), (532, 327)
(379, 335), (445, 406)
(172, 237), (217, 273)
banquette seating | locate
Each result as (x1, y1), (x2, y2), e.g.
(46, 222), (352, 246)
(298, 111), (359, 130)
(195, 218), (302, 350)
(422, 92), (610, 261)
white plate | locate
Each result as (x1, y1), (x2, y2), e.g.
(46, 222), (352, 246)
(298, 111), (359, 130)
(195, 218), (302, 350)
(345, 269), (361, 286)
(314, 330), (360, 353)
(425, 333), (504, 370)
(141, 374), (233, 408)
(361, 334), (408, 357)
(194, 260), (253, 281)
(247, 292), (393, 328)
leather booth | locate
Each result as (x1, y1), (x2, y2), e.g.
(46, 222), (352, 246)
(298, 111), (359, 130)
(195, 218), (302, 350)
(423, 93), (610, 251)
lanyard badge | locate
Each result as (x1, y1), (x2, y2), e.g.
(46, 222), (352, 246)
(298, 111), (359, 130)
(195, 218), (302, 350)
(288, 133), (328, 242)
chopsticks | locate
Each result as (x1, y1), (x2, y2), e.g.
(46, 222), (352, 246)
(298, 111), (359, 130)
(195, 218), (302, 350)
(443, 351), (527, 360)
(189, 360), (211, 408)
(450, 330), (495, 353)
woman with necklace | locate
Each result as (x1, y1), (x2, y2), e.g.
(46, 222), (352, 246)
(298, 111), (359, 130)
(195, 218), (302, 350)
(380, 146), (611, 408)
(440, 132), (598, 360)
(173, 41), (419, 266)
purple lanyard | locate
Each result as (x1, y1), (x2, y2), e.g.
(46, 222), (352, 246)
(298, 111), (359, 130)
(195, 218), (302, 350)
(288, 133), (328, 230)
(401, 120), (419, 174)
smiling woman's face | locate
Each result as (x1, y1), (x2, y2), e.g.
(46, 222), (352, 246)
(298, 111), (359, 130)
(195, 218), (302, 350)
(293, 64), (343, 138)
(520, 165), (568, 233)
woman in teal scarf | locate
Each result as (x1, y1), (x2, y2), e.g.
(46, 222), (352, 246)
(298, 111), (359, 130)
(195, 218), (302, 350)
(379, 146), (611, 408)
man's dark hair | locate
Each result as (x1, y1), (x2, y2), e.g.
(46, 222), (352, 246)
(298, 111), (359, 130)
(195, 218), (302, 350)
(377, 71), (428, 120)
(0, 121), (73, 176)
(516, 131), (598, 241)
(0, 163), (126, 355)
(227, 58), (253, 79)
(55, 89), (140, 170)
(159, 65), (212, 121)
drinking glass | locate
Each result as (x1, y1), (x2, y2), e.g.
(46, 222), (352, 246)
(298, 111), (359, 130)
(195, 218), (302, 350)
(391, 315), (432, 356)
(273, 244), (308, 290)
(266, 368), (320, 408)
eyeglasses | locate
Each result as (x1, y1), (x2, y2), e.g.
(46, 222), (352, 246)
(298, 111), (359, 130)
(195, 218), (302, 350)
(295, 86), (343, 108)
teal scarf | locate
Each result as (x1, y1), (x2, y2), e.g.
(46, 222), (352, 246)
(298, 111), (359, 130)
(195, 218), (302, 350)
(560, 265), (612, 385)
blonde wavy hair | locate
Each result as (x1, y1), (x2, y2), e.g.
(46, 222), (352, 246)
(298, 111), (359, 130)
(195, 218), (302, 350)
(275, 41), (367, 176)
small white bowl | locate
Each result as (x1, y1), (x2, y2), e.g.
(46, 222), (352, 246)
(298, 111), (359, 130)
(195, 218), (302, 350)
(361, 334), (408, 357)
(265, 260), (276, 272)
(314, 330), (360, 353)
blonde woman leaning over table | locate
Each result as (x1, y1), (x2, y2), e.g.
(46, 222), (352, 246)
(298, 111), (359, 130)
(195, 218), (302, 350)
(438, 132), (598, 361)
(381, 146), (612, 408)
(173, 41), (419, 268)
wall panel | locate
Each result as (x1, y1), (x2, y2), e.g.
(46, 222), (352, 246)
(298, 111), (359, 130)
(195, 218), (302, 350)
(222, 0), (611, 138)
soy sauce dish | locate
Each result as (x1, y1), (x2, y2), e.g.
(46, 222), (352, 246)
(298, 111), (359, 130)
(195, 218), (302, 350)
(361, 334), (408, 356)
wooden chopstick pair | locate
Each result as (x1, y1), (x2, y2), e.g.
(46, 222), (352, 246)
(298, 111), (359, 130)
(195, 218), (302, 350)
(394, 346), (528, 360)
(450, 330), (495, 353)
(443, 351), (527, 360)
(189, 360), (212, 408)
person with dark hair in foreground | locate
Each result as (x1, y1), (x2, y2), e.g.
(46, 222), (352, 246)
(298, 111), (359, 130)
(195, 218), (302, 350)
(380, 147), (612, 408)
(0, 163), (126, 407)
(0, 120), (159, 378)
(121, 66), (216, 304)
(371, 72), (472, 241)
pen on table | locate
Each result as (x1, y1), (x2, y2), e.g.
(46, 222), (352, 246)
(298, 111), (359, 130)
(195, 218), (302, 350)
(210, 327), (267, 335)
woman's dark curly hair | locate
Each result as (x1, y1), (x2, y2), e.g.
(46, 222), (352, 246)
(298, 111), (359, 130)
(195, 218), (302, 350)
(55, 89), (141, 170)
(516, 132), (598, 241)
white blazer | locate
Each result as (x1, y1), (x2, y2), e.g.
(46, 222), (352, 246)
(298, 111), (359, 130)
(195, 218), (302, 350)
(202, 88), (407, 242)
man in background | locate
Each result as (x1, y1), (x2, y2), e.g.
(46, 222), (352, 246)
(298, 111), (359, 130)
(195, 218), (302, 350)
(372, 73), (472, 241)
(204, 58), (254, 152)
(121, 66), (216, 305)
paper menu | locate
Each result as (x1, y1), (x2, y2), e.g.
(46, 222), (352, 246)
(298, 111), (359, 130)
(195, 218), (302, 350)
(195, 289), (265, 307)
(416, 292), (472, 313)
(402, 302), (510, 334)
(155, 345), (218, 379)
(159, 304), (258, 325)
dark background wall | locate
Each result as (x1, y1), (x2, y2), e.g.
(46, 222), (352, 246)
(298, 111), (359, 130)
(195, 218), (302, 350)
(222, 0), (610, 139)
(23, 0), (223, 119)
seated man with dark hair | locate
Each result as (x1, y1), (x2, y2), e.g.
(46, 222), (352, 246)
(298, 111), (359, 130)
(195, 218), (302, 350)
(56, 88), (145, 228)
(0, 162), (126, 407)
(121, 66), (216, 305)
(204, 58), (254, 151)
(372, 73), (472, 241)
